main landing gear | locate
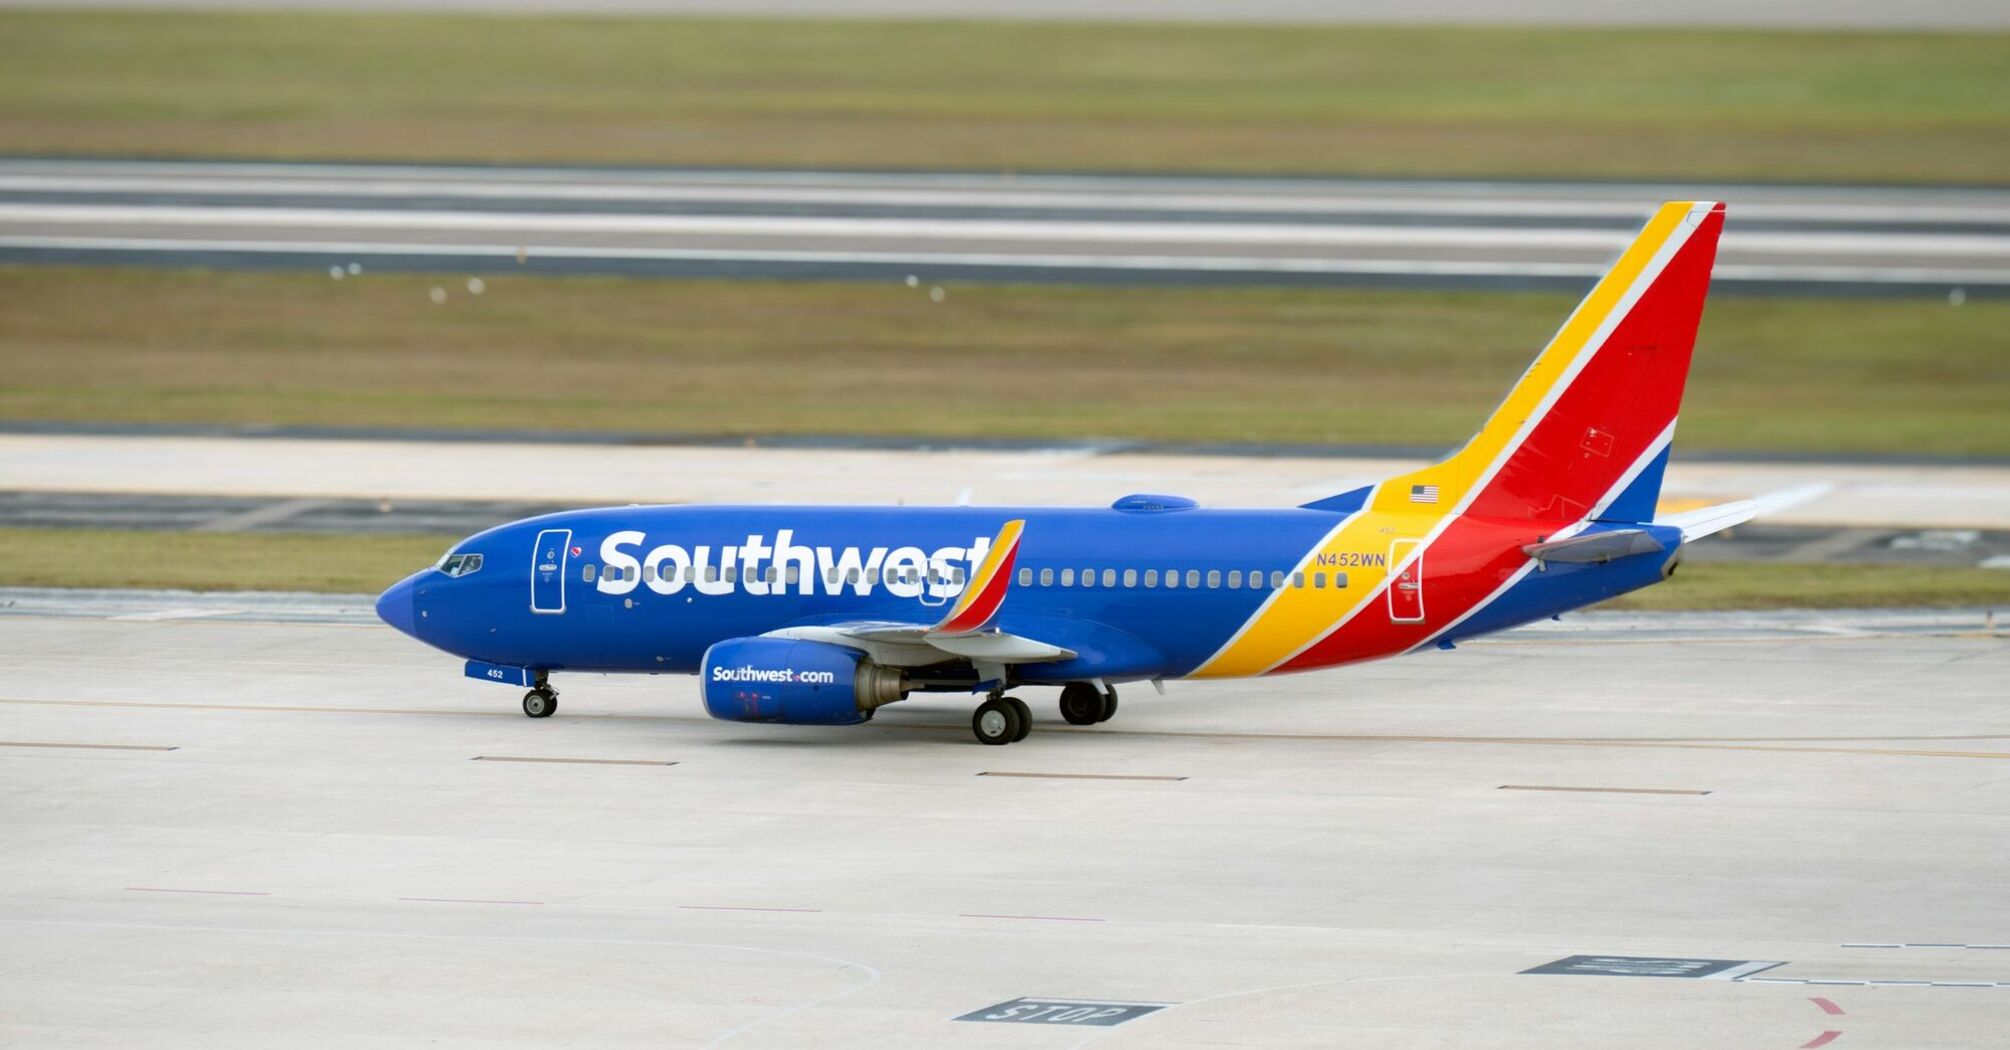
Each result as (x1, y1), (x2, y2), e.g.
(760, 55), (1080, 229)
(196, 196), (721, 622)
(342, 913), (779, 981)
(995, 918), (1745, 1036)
(1058, 682), (1118, 726)
(972, 695), (1033, 746)
(972, 683), (1120, 744)
(522, 677), (558, 719)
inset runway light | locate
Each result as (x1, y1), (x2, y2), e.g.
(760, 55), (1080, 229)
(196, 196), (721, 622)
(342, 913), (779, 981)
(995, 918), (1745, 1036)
(929, 285), (946, 302)
(347, 262), (362, 275)
(467, 277), (486, 296)
(328, 265), (344, 280)
(429, 286), (447, 304)
(905, 274), (919, 287)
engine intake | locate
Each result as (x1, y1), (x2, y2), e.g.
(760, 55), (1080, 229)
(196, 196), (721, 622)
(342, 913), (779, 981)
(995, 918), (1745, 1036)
(701, 637), (906, 726)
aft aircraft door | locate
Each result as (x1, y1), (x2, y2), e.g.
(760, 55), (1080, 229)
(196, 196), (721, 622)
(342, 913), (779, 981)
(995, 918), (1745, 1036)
(531, 528), (571, 614)
(1387, 539), (1424, 623)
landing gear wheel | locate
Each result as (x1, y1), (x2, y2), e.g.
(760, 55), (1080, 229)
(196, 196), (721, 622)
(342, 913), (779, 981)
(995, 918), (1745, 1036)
(522, 687), (557, 719)
(1059, 682), (1103, 725)
(972, 697), (1023, 745)
(1098, 688), (1118, 723)
(1005, 696), (1033, 742)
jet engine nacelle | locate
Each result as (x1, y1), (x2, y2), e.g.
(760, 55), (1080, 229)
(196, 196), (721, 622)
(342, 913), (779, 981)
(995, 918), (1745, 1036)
(700, 637), (906, 726)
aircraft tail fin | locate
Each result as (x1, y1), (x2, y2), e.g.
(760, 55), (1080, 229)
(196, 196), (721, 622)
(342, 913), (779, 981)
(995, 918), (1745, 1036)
(1363, 201), (1726, 525)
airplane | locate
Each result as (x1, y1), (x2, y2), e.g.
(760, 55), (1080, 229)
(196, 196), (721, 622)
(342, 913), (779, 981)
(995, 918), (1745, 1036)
(377, 200), (1759, 745)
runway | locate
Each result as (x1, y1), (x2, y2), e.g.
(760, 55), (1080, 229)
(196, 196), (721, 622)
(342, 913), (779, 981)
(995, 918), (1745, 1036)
(4, 600), (2007, 1046)
(6, 431), (2010, 530)
(4, 160), (2006, 295)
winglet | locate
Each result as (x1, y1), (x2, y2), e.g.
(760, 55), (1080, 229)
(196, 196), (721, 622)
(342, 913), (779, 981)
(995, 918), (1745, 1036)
(931, 519), (1023, 636)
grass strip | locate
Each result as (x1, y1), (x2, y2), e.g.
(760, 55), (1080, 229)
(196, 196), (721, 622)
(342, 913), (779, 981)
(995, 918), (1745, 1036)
(1, 527), (2006, 612)
(4, 267), (2007, 456)
(1, 13), (2006, 182)
(0, 528), (452, 594)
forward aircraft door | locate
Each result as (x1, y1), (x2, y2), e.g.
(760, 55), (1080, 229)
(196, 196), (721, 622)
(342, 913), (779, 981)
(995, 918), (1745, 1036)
(531, 528), (571, 614)
(1387, 539), (1424, 623)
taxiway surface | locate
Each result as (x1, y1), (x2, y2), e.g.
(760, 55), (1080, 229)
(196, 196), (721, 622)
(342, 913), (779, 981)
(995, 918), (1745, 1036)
(4, 160), (2004, 294)
(3, 604), (2007, 1047)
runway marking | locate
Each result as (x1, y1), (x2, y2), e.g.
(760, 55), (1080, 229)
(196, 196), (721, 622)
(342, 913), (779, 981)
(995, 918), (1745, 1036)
(126, 887), (267, 896)
(1810, 997), (1845, 1016)
(1498, 785), (1711, 795)
(1, 740), (178, 751)
(961, 913), (1106, 922)
(398, 897), (540, 906)
(1802, 1031), (1842, 1049)
(683, 897), (824, 905)
(1749, 977), (2010, 988)
(472, 755), (678, 766)
(7, 697), (2010, 760)
(978, 771), (1187, 782)
(1844, 942), (2010, 950)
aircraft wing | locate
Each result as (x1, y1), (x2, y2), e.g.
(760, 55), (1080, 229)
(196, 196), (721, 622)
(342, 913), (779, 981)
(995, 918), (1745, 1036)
(762, 518), (1075, 667)
(767, 621), (1076, 668)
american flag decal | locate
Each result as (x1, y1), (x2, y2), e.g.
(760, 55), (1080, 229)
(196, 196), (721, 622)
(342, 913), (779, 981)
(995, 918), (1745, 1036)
(1409, 484), (1440, 504)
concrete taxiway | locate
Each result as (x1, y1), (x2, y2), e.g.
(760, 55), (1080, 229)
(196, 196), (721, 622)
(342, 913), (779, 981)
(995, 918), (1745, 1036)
(3, 597), (2007, 1047)
(3, 160), (2005, 294)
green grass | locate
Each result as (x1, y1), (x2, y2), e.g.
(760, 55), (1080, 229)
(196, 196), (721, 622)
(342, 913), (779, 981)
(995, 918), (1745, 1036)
(0, 528), (453, 594)
(4, 266), (2008, 456)
(1600, 562), (2010, 612)
(1, 12), (2006, 181)
(3, 528), (2006, 612)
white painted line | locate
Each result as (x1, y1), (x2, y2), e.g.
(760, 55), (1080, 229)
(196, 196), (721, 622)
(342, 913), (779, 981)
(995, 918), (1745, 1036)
(2, 235), (2004, 285)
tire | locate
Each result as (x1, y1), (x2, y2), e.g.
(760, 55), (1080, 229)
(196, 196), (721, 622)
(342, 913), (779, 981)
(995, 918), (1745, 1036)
(972, 698), (1021, 745)
(1098, 689), (1118, 723)
(1059, 682), (1103, 725)
(523, 688), (557, 718)
(1005, 696), (1033, 742)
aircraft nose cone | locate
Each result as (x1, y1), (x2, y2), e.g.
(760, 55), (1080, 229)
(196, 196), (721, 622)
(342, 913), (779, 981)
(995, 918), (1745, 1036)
(376, 573), (421, 639)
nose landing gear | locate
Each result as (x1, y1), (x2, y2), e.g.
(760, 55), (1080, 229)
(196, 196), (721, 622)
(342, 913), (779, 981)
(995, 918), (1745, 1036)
(522, 677), (558, 718)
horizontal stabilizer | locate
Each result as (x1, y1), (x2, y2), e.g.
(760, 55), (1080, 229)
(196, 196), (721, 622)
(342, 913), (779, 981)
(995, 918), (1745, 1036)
(1523, 529), (1665, 564)
(1655, 483), (1831, 542)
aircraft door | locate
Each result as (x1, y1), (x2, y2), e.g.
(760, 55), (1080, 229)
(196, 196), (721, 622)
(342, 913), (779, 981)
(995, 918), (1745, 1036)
(531, 528), (572, 614)
(1387, 539), (1424, 623)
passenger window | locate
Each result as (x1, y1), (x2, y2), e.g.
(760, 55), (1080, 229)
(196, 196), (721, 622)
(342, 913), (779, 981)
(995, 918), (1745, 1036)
(1081, 568), (1095, 589)
(1061, 568), (1075, 587)
(1102, 568), (1117, 587)
(704, 566), (718, 583)
(786, 566), (800, 585)
(642, 564), (656, 583)
(953, 567), (966, 584)
(847, 568), (861, 584)
(1314, 572), (1327, 588)
(1294, 571), (1305, 588)
(1270, 570), (1285, 589)
(1039, 567), (1054, 587)
(1206, 570), (1221, 589)
(1226, 570), (1242, 589)
(582, 564), (596, 582)
(1018, 568), (1032, 586)
(1334, 572), (1349, 588)
(825, 568), (839, 585)
(1186, 569), (1200, 588)
(1165, 569), (1180, 590)
(1123, 569), (1137, 587)
(1144, 569), (1158, 587)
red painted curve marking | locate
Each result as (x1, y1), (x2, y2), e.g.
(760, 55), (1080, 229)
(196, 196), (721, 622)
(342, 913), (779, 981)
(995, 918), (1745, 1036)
(1802, 1030), (1842, 1049)
(1810, 997), (1845, 1016)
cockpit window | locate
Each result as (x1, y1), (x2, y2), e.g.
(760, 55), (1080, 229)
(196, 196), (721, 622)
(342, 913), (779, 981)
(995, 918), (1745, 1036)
(437, 552), (483, 578)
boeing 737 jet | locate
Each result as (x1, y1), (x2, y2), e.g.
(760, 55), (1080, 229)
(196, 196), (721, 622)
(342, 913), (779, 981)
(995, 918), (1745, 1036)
(379, 200), (1759, 745)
